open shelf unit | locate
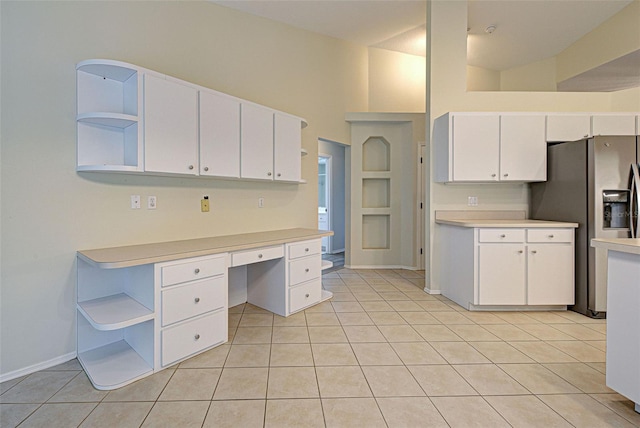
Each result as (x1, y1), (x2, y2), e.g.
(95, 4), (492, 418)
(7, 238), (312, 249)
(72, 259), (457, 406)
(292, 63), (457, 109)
(76, 59), (142, 172)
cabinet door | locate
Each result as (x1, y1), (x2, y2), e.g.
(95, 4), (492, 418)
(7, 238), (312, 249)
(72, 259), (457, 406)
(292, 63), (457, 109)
(451, 114), (499, 181)
(500, 115), (546, 182)
(527, 244), (574, 305)
(144, 74), (198, 175)
(592, 114), (637, 136)
(274, 113), (301, 182)
(546, 115), (591, 142)
(199, 91), (240, 178)
(241, 103), (274, 180)
(477, 244), (525, 305)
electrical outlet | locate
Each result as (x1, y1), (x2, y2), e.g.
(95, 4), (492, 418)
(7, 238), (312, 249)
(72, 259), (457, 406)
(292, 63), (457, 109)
(201, 196), (210, 212)
(468, 196), (478, 207)
(148, 196), (157, 210)
(258, 197), (264, 208)
(131, 195), (141, 209)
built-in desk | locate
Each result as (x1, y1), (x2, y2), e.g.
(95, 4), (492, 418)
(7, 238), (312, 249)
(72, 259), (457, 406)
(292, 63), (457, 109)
(76, 228), (333, 390)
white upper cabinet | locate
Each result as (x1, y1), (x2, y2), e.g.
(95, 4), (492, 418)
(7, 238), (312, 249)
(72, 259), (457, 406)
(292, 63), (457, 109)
(199, 91), (240, 178)
(546, 114), (591, 142)
(241, 103), (274, 180)
(435, 113), (545, 183)
(591, 114), (637, 136)
(77, 60), (305, 181)
(274, 113), (302, 182)
(500, 115), (546, 182)
(143, 74), (198, 175)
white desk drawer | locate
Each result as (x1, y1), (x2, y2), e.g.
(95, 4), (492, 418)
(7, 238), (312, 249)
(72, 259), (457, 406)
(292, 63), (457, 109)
(289, 257), (321, 286)
(161, 255), (226, 287)
(478, 229), (525, 243)
(289, 279), (322, 313)
(162, 309), (227, 367)
(230, 245), (284, 267)
(162, 276), (226, 327)
(289, 239), (321, 260)
(527, 228), (573, 243)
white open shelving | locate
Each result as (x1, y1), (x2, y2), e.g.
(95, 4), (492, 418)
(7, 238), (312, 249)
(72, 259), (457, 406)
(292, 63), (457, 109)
(77, 293), (154, 331)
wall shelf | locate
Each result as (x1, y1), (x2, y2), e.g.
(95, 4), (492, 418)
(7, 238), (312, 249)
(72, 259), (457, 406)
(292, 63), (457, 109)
(77, 112), (138, 129)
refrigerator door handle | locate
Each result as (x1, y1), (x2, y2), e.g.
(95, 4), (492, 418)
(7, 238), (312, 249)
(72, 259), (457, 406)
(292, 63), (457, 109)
(630, 163), (640, 238)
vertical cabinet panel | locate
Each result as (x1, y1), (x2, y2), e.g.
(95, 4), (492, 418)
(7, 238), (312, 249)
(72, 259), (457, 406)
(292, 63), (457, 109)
(144, 75), (198, 175)
(199, 91), (240, 178)
(500, 115), (546, 182)
(241, 103), (274, 180)
(274, 113), (301, 182)
(451, 114), (500, 181)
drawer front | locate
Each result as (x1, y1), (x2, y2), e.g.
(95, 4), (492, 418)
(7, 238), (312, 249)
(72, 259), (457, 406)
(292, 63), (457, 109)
(289, 256), (321, 286)
(162, 276), (226, 327)
(230, 245), (284, 267)
(527, 228), (573, 243)
(288, 239), (322, 260)
(289, 280), (322, 313)
(162, 309), (227, 367)
(478, 228), (525, 243)
(161, 255), (226, 287)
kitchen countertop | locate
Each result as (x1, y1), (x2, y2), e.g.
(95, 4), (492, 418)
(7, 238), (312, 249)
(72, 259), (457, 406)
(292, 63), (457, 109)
(78, 228), (333, 269)
(435, 218), (579, 228)
(591, 238), (640, 255)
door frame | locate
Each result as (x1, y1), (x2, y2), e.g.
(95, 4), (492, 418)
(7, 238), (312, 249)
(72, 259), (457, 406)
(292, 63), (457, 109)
(318, 153), (332, 253)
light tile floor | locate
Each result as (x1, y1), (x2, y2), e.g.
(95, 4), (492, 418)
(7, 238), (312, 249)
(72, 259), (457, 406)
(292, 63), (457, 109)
(2, 268), (640, 427)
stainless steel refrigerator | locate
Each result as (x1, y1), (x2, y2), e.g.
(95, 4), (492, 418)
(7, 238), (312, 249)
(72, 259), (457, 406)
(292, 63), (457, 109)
(530, 136), (640, 318)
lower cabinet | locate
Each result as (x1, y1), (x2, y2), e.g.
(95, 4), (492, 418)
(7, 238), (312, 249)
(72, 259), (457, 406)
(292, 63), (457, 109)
(438, 225), (575, 309)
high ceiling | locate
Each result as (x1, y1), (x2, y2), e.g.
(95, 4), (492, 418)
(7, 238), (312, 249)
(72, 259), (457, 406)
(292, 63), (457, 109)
(211, 0), (638, 90)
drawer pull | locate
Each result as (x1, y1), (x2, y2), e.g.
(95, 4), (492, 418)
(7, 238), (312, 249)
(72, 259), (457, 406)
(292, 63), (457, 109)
(503, 173), (509, 177)
(548, 234), (554, 238)
(258, 254), (263, 259)
(305, 268), (310, 273)
(531, 250), (537, 254)
(518, 250), (523, 254)
(194, 334), (200, 340)
(267, 172), (272, 176)
(500, 234), (506, 238)
(194, 268), (200, 274)
(491, 173), (496, 178)
(188, 165), (194, 170)
(204, 166), (209, 172)
(305, 293), (310, 298)
(194, 297), (200, 303)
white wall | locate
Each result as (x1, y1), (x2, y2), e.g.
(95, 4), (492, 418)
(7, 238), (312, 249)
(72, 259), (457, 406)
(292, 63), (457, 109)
(0, 0), (373, 378)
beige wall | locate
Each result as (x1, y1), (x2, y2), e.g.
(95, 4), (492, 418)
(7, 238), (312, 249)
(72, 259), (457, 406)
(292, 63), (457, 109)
(466, 65), (500, 92)
(368, 48), (426, 112)
(500, 57), (557, 92)
(426, 0), (640, 292)
(0, 0), (375, 376)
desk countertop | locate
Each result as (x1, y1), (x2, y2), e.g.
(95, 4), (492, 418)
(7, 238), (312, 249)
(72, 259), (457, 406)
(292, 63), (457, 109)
(79, 228), (333, 269)
(591, 238), (640, 255)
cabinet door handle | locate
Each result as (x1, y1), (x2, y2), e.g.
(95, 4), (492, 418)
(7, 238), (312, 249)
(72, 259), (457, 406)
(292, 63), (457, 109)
(267, 172), (272, 176)
(258, 254), (263, 259)
(548, 234), (554, 238)
(277, 173), (281, 177)
(188, 165), (194, 170)
(305, 248), (309, 252)
(518, 250), (524, 254)
(204, 166), (209, 172)
(194, 334), (200, 340)
(305, 268), (309, 273)
(531, 250), (537, 254)
(503, 173), (509, 177)
(500, 234), (506, 238)
(305, 293), (310, 298)
(491, 174), (497, 178)
(194, 268), (200, 274)
(194, 297), (200, 303)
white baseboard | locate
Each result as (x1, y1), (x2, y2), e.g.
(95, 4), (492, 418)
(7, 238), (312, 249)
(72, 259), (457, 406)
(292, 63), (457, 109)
(344, 264), (420, 271)
(0, 351), (77, 383)
(423, 286), (441, 295)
